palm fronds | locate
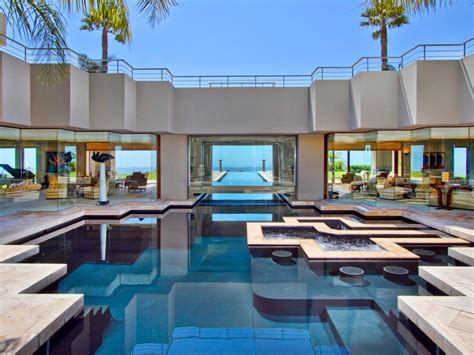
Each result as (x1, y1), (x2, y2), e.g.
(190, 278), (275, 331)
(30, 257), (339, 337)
(136, 0), (177, 26)
(1, 0), (68, 81)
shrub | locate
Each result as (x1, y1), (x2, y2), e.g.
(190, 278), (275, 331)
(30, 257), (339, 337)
(349, 164), (371, 173)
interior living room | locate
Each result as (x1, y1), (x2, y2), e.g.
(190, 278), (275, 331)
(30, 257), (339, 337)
(0, 127), (158, 215)
(327, 127), (473, 210)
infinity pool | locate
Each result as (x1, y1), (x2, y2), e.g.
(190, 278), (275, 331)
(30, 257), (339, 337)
(213, 171), (272, 186)
(25, 197), (449, 354)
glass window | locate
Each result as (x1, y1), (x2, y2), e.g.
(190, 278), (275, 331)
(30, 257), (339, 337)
(189, 136), (296, 197)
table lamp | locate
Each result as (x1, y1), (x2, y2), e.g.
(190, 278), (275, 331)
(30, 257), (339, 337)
(441, 171), (450, 184)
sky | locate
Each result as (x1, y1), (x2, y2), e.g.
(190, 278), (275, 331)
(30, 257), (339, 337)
(11, 0), (472, 75)
(3, 1), (472, 172)
(212, 145), (273, 169)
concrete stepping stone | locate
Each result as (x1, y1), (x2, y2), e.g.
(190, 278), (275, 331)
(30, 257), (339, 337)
(0, 263), (66, 295)
(419, 266), (474, 297)
(0, 245), (39, 263)
(0, 293), (83, 354)
(398, 296), (474, 355)
(448, 247), (474, 266)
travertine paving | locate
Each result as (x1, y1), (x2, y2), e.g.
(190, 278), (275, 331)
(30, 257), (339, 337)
(0, 198), (197, 245)
(311, 200), (474, 242)
(449, 247), (474, 266)
(0, 263), (67, 295)
(0, 262), (83, 354)
(419, 266), (474, 297)
(0, 245), (39, 263)
(247, 221), (469, 261)
(283, 216), (429, 229)
(0, 294), (83, 354)
(398, 296), (474, 355)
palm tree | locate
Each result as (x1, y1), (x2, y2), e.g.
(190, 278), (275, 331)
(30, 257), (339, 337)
(80, 0), (131, 73)
(0, 0), (177, 77)
(361, 0), (409, 70)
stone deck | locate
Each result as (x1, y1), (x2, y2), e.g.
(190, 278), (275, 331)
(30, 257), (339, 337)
(247, 220), (469, 261)
(0, 262), (83, 354)
(398, 296), (473, 355)
(0, 245), (39, 263)
(0, 294), (83, 354)
(419, 266), (474, 297)
(449, 247), (474, 266)
(0, 198), (197, 245)
(312, 200), (474, 242)
(0, 263), (67, 295)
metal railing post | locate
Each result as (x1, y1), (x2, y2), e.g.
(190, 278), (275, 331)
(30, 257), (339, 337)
(161, 70), (163, 81)
(283, 76), (285, 87)
(366, 58), (369, 72)
(423, 45), (426, 60)
(351, 66), (354, 77)
(199, 76), (201, 88)
(116, 61), (119, 73)
(321, 68), (324, 80)
(463, 43), (466, 57)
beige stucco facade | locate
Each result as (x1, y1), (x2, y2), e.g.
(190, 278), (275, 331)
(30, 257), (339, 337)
(0, 51), (473, 200)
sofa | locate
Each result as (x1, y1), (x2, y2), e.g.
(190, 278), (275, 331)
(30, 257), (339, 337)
(125, 172), (148, 192)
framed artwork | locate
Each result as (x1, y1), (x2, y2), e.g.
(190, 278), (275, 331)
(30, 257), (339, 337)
(422, 152), (445, 170)
(47, 152), (73, 173)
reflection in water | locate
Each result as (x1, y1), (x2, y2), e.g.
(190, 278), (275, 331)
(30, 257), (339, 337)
(100, 224), (107, 262)
(26, 206), (446, 355)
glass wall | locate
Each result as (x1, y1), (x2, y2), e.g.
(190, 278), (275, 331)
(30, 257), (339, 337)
(0, 127), (158, 216)
(189, 136), (296, 196)
(327, 127), (473, 211)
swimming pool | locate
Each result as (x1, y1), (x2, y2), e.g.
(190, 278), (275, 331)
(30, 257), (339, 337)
(25, 199), (449, 354)
(213, 171), (272, 186)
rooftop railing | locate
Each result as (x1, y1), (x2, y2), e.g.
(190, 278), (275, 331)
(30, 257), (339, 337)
(1, 34), (472, 88)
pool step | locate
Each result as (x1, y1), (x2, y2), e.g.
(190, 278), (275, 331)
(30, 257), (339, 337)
(325, 307), (403, 354)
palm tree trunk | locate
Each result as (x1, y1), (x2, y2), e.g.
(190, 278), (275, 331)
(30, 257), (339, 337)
(380, 19), (388, 71)
(101, 27), (108, 73)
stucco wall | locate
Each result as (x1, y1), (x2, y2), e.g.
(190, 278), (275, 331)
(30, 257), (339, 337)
(69, 66), (89, 129)
(160, 134), (188, 200)
(297, 133), (325, 200)
(173, 87), (310, 134)
(30, 64), (70, 127)
(459, 55), (474, 124)
(416, 61), (461, 125)
(0, 53), (30, 125)
(350, 71), (399, 130)
(89, 74), (137, 130)
(136, 81), (175, 132)
(1, 52), (471, 133)
(310, 80), (350, 132)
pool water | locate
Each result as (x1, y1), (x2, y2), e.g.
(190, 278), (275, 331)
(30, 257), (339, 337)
(213, 171), (272, 186)
(26, 200), (449, 354)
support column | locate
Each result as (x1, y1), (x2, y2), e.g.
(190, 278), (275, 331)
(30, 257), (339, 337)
(297, 134), (325, 200)
(160, 134), (188, 200)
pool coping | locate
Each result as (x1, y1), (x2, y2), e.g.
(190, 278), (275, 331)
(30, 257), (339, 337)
(247, 221), (470, 261)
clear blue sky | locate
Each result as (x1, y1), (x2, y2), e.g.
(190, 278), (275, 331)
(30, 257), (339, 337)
(212, 145), (273, 169)
(50, 0), (474, 75)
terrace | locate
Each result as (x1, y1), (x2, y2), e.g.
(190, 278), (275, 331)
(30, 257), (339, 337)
(0, 7), (472, 354)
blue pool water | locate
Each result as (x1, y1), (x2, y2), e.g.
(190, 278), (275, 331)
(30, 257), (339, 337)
(213, 171), (272, 186)
(26, 201), (448, 354)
